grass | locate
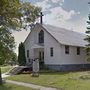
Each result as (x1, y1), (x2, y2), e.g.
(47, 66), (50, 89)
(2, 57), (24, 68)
(1, 66), (13, 74)
(6, 71), (90, 90)
(0, 82), (38, 90)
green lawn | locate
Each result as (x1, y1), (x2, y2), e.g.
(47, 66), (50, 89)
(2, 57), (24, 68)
(0, 82), (38, 90)
(6, 71), (90, 90)
(1, 66), (13, 74)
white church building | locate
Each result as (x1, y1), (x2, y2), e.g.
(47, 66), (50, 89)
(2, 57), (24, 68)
(24, 23), (90, 71)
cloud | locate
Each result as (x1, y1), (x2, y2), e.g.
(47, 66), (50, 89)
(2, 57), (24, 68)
(51, 0), (64, 6)
(35, 0), (80, 22)
(43, 7), (81, 32)
(35, 0), (65, 11)
(49, 7), (79, 21)
(35, 0), (51, 11)
(35, 0), (81, 32)
(51, 0), (64, 3)
(44, 7), (80, 22)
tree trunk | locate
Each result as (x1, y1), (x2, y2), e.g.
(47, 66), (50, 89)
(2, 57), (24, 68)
(0, 68), (2, 85)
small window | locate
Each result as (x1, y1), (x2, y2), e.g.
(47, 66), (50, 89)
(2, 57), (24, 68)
(50, 47), (53, 57)
(27, 50), (29, 58)
(65, 45), (69, 54)
(77, 47), (80, 55)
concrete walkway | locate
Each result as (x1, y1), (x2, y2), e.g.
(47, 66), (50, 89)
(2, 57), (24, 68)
(6, 80), (59, 90)
(2, 73), (10, 78)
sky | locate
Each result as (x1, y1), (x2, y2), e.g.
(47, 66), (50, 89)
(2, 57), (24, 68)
(13, 0), (90, 54)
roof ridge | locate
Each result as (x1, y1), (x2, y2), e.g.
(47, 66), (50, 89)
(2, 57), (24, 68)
(43, 24), (86, 36)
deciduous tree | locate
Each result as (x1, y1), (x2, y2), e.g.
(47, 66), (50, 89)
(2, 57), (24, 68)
(0, 0), (41, 64)
(0, 0), (41, 84)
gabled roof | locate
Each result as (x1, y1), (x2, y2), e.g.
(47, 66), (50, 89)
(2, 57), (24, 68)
(24, 23), (87, 47)
(41, 24), (87, 47)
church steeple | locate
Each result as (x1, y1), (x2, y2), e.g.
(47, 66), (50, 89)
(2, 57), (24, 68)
(40, 12), (44, 24)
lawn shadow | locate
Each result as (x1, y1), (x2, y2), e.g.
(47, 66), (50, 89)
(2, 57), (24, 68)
(0, 84), (13, 90)
(79, 74), (90, 80)
(40, 72), (70, 75)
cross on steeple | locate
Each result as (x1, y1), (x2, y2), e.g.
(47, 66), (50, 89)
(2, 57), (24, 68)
(40, 12), (44, 24)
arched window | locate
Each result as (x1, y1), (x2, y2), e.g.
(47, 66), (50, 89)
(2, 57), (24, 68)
(38, 30), (44, 43)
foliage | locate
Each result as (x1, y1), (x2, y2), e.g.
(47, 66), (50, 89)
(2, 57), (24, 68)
(1, 66), (13, 74)
(18, 42), (26, 65)
(0, 0), (41, 30)
(0, 28), (16, 65)
(85, 11), (90, 60)
(0, 0), (41, 65)
(0, 68), (2, 85)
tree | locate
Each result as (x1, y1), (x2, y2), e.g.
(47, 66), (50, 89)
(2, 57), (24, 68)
(11, 53), (18, 65)
(85, 3), (90, 61)
(0, 0), (41, 30)
(0, 68), (2, 85)
(0, 0), (41, 84)
(0, 0), (41, 64)
(18, 42), (26, 65)
(0, 28), (16, 65)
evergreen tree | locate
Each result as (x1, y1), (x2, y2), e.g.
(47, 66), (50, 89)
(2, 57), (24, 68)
(18, 42), (26, 65)
(85, 2), (90, 61)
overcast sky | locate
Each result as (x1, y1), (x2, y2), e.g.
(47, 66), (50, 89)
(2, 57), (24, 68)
(13, 0), (90, 54)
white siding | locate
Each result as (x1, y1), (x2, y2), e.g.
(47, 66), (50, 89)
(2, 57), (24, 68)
(44, 27), (89, 65)
(44, 30), (62, 64)
(60, 45), (89, 64)
(24, 24), (89, 65)
(24, 29), (35, 62)
(24, 24), (44, 63)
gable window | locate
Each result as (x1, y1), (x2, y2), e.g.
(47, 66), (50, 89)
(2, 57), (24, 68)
(77, 47), (80, 55)
(27, 50), (29, 58)
(50, 47), (54, 57)
(38, 30), (44, 44)
(65, 45), (69, 54)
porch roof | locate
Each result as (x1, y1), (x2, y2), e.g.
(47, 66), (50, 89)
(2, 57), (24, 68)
(31, 44), (44, 49)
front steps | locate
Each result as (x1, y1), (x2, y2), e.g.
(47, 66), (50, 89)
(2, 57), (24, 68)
(6, 66), (32, 75)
